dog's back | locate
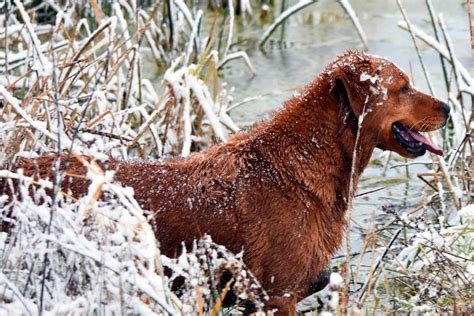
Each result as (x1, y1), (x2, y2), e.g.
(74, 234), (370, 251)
(113, 147), (245, 257)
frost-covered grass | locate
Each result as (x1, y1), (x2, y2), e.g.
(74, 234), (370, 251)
(0, 177), (266, 313)
(0, 0), (472, 315)
(1, 173), (177, 314)
(0, 0), (264, 314)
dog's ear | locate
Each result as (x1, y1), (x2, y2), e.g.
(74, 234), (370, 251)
(333, 76), (364, 117)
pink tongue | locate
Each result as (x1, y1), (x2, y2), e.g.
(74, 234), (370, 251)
(407, 130), (444, 156)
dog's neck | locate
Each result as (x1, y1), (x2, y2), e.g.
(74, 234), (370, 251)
(255, 75), (377, 211)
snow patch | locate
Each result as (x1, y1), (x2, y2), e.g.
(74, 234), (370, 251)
(360, 72), (380, 84)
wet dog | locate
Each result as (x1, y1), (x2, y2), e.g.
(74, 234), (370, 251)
(0, 51), (449, 314)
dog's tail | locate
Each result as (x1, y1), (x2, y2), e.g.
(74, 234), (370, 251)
(0, 154), (84, 232)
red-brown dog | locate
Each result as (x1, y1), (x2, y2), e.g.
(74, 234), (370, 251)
(0, 51), (450, 314)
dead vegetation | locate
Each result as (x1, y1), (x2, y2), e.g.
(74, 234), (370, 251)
(0, 0), (472, 315)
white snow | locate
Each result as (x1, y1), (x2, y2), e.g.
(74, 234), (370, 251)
(458, 204), (474, 220)
(329, 272), (344, 287)
(360, 72), (380, 83)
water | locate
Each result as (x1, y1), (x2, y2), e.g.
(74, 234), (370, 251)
(220, 0), (473, 309)
(224, 0), (472, 123)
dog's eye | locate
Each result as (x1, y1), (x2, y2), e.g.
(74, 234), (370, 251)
(400, 85), (409, 93)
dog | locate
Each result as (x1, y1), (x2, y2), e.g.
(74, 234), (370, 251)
(0, 51), (450, 314)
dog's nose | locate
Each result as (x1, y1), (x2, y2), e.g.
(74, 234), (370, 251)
(441, 102), (450, 118)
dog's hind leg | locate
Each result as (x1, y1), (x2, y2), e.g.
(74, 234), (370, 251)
(265, 293), (298, 316)
(308, 268), (331, 294)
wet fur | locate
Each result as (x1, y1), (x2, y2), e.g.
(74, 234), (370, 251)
(0, 51), (449, 314)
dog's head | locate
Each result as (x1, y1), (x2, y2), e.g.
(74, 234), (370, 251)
(329, 51), (449, 158)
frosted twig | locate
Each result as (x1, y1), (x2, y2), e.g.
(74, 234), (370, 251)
(3, 0), (9, 84)
(240, 0), (253, 17)
(0, 24), (53, 40)
(357, 228), (402, 305)
(113, 2), (132, 52)
(0, 40), (68, 69)
(219, 51), (257, 75)
(181, 86), (193, 157)
(436, 155), (461, 210)
(425, 0), (450, 90)
(44, 234), (176, 314)
(174, 0), (195, 26)
(260, 0), (366, 50)
(223, 0), (234, 59)
(188, 75), (227, 141)
(135, 106), (165, 155)
(438, 14), (462, 96)
(185, 10), (203, 66)
(60, 18), (115, 94)
(0, 170), (53, 189)
(344, 105), (368, 306)
(396, 0), (435, 97)
(337, 0), (368, 51)
(12, 0), (52, 76)
(397, 22), (473, 87)
(259, 0), (319, 47)
(0, 85), (72, 148)
(0, 272), (37, 315)
(448, 93), (468, 132)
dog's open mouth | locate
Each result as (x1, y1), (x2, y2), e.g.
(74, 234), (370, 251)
(392, 122), (443, 156)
